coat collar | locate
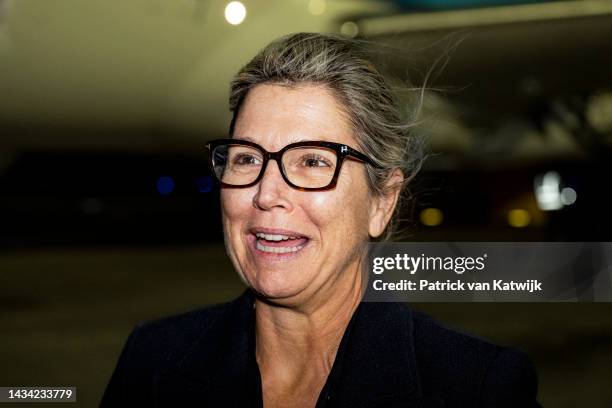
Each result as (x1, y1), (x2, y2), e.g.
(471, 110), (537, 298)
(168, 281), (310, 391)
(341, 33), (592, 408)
(325, 300), (420, 407)
(154, 290), (440, 407)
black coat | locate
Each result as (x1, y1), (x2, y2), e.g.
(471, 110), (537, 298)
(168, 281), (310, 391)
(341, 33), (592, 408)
(101, 290), (541, 407)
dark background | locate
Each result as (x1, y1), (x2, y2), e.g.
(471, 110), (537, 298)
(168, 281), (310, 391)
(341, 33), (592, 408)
(1, 0), (612, 406)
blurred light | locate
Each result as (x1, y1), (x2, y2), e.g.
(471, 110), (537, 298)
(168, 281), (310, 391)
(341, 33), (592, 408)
(534, 171), (563, 211)
(340, 21), (359, 38)
(420, 207), (443, 227)
(508, 209), (531, 228)
(156, 176), (175, 195)
(560, 187), (577, 206)
(196, 176), (213, 193)
(224, 1), (246, 25)
(308, 0), (326, 16)
(587, 92), (612, 133)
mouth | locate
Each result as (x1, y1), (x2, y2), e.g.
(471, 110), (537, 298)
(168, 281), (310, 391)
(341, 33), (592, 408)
(247, 227), (310, 257)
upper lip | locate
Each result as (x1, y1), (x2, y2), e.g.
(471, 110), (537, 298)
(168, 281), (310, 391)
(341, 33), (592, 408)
(249, 226), (310, 239)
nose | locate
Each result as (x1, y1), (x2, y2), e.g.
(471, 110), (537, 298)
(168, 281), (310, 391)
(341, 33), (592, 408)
(252, 158), (293, 211)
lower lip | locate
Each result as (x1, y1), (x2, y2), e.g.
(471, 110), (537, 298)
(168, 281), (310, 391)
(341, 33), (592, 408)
(247, 234), (310, 261)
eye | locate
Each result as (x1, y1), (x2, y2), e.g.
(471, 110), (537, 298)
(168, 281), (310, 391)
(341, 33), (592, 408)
(301, 154), (332, 168)
(233, 153), (262, 165)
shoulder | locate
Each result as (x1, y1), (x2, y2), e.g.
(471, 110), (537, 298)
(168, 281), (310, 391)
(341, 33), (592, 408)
(100, 292), (251, 406)
(126, 299), (233, 363)
(410, 309), (540, 407)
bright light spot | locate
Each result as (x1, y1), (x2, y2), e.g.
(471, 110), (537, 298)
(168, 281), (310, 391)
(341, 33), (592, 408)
(157, 176), (175, 195)
(508, 209), (531, 228)
(587, 92), (612, 133)
(560, 187), (577, 205)
(308, 0), (326, 16)
(340, 21), (359, 38)
(224, 1), (246, 25)
(534, 171), (563, 211)
(420, 208), (443, 227)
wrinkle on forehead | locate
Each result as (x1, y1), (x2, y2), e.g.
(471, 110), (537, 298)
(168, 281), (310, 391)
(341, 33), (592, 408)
(232, 83), (355, 148)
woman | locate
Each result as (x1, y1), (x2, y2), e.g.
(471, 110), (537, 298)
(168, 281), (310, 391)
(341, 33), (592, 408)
(101, 33), (540, 407)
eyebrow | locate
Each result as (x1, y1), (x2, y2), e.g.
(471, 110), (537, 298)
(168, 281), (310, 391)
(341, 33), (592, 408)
(232, 136), (256, 142)
(233, 136), (318, 144)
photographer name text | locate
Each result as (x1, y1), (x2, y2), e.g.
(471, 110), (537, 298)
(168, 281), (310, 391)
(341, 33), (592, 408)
(372, 279), (542, 293)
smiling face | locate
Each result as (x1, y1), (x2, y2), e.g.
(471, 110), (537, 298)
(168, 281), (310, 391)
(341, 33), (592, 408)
(221, 83), (389, 307)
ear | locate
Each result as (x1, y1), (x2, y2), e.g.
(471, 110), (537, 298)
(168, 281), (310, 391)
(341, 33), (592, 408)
(368, 168), (405, 239)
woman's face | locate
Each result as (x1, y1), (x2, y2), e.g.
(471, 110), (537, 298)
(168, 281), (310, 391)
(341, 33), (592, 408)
(221, 84), (388, 305)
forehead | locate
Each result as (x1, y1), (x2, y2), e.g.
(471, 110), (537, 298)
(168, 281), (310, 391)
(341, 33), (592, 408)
(232, 83), (356, 149)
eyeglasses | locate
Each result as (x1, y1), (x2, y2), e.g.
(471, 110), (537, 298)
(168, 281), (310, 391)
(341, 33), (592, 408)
(206, 138), (380, 191)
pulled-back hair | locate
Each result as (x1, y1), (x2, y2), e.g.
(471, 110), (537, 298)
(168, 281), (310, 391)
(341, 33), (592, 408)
(229, 32), (426, 241)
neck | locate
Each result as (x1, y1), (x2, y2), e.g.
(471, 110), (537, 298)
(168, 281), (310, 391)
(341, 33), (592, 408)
(254, 263), (363, 381)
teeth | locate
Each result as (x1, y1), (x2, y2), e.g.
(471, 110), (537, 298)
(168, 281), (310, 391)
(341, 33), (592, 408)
(256, 241), (305, 253)
(255, 232), (301, 241)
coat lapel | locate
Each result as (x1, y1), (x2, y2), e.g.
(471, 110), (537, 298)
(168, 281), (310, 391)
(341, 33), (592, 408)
(324, 301), (440, 407)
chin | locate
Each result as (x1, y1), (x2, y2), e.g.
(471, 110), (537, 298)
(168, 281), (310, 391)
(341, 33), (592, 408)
(249, 271), (308, 303)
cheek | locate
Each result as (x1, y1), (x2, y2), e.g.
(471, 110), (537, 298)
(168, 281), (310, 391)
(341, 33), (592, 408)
(306, 170), (372, 240)
(306, 193), (338, 218)
(220, 189), (252, 242)
(221, 189), (251, 219)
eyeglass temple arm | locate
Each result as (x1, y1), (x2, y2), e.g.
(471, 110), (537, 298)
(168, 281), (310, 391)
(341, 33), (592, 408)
(345, 146), (382, 168)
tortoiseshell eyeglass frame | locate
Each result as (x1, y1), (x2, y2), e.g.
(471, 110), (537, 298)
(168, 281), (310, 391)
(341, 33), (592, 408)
(206, 138), (382, 191)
